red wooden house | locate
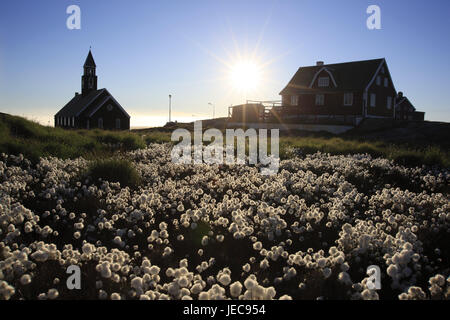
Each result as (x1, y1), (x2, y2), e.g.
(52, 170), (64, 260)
(276, 58), (397, 124)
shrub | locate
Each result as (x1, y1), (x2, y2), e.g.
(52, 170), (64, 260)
(87, 158), (141, 188)
(122, 135), (145, 150)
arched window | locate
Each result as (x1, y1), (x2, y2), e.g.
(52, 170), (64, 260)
(115, 118), (121, 129)
(98, 118), (103, 129)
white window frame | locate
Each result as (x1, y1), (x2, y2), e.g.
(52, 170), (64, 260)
(318, 77), (329, 87)
(376, 76), (381, 86)
(343, 93), (353, 106)
(384, 77), (388, 87)
(290, 95), (298, 106)
(315, 94), (324, 106)
(370, 93), (376, 107)
(387, 96), (392, 110)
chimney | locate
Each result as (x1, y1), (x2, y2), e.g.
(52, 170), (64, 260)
(75, 92), (79, 96)
(397, 91), (403, 99)
(316, 61), (324, 66)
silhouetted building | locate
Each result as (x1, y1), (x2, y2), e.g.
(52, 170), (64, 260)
(276, 58), (397, 124)
(55, 50), (130, 130)
(395, 92), (425, 121)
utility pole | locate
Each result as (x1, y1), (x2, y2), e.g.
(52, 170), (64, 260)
(169, 94), (172, 122)
(208, 102), (215, 119)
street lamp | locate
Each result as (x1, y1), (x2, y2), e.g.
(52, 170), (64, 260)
(169, 94), (172, 123)
(208, 102), (215, 119)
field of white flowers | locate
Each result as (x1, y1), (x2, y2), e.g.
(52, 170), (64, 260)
(0, 144), (449, 300)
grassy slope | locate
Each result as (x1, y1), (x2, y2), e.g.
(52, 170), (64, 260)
(0, 113), (145, 163)
(1, 113), (448, 167)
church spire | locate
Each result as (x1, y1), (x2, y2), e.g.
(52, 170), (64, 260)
(82, 49), (98, 95)
(84, 49), (96, 67)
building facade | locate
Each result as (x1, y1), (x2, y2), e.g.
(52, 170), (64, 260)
(55, 50), (130, 130)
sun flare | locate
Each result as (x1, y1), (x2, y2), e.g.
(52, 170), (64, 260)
(228, 60), (263, 93)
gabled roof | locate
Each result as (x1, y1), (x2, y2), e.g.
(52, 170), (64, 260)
(395, 96), (416, 112)
(84, 50), (96, 67)
(55, 89), (130, 119)
(279, 58), (385, 95)
(55, 89), (104, 117)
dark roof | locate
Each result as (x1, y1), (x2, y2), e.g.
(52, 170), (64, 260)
(84, 50), (96, 67)
(55, 88), (130, 119)
(55, 89), (105, 117)
(395, 96), (416, 112)
(279, 58), (384, 95)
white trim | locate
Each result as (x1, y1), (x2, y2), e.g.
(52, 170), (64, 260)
(318, 76), (330, 87)
(365, 59), (397, 93)
(75, 89), (105, 116)
(93, 89), (130, 118)
(309, 67), (338, 88)
(343, 93), (353, 106)
(87, 89), (131, 119)
(364, 115), (393, 119)
(88, 95), (112, 117)
(290, 95), (298, 106)
(387, 96), (393, 110)
(365, 59), (385, 92)
(370, 93), (376, 107)
(315, 94), (325, 106)
(395, 97), (406, 108)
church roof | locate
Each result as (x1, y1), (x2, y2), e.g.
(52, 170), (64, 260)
(55, 89), (105, 117)
(84, 50), (96, 67)
(55, 89), (130, 119)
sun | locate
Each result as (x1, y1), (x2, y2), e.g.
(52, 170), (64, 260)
(228, 60), (263, 93)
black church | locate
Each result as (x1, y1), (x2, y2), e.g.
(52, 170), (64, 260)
(55, 50), (130, 130)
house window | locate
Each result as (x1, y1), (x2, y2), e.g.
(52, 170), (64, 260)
(315, 94), (324, 106)
(343, 93), (353, 106)
(72, 117), (75, 127)
(115, 118), (121, 129)
(376, 76), (381, 86)
(290, 95), (298, 106)
(98, 118), (103, 129)
(387, 96), (392, 109)
(370, 93), (376, 107)
(381, 67), (385, 74)
(318, 77), (329, 87)
(384, 77), (388, 87)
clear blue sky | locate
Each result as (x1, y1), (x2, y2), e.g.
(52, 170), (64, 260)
(1, 0), (449, 126)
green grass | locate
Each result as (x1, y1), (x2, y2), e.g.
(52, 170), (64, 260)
(278, 136), (449, 167)
(0, 113), (147, 163)
(1, 113), (448, 168)
(86, 158), (141, 188)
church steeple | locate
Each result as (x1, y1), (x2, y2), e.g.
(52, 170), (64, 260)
(82, 49), (97, 95)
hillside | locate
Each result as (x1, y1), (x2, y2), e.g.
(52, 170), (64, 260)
(1, 113), (449, 167)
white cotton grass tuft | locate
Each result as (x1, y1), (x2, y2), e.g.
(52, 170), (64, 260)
(0, 147), (448, 300)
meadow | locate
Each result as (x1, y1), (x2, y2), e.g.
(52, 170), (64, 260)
(0, 114), (448, 300)
(1, 113), (448, 168)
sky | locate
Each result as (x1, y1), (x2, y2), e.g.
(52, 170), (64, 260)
(0, 0), (449, 127)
